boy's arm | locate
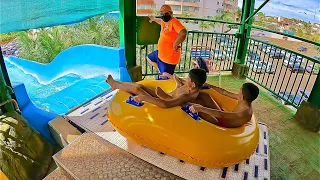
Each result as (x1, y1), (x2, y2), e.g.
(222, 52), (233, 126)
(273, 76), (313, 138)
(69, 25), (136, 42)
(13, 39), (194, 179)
(205, 84), (238, 100)
(190, 105), (246, 127)
(134, 94), (191, 108)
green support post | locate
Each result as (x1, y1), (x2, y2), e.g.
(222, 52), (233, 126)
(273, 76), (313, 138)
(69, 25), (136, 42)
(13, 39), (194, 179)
(308, 73), (320, 108)
(295, 73), (320, 132)
(232, 0), (255, 79)
(236, 0), (255, 64)
(119, 0), (137, 68)
(0, 50), (14, 113)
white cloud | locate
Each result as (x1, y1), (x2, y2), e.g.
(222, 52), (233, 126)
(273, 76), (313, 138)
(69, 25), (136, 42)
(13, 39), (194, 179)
(238, 0), (320, 23)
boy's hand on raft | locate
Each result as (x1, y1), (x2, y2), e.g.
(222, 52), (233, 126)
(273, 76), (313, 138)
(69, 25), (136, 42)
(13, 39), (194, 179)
(133, 95), (145, 102)
(189, 104), (203, 113)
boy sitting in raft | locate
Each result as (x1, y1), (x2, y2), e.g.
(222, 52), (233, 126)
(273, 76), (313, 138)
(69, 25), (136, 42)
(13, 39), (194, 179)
(161, 73), (259, 128)
(105, 68), (207, 108)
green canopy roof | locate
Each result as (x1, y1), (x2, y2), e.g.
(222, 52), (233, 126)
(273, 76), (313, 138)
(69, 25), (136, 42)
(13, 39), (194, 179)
(0, 0), (119, 34)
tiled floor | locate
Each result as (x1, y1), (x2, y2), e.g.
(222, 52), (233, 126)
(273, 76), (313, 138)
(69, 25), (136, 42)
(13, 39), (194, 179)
(66, 89), (270, 180)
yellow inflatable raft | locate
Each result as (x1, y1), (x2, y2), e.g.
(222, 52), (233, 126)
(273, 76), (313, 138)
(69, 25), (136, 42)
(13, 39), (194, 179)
(107, 79), (259, 168)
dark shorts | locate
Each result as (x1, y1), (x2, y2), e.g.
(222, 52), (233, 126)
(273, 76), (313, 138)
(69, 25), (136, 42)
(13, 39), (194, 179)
(147, 50), (176, 75)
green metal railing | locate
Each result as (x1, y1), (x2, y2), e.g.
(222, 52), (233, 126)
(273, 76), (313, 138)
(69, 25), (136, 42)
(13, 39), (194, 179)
(245, 37), (320, 108)
(136, 18), (240, 77)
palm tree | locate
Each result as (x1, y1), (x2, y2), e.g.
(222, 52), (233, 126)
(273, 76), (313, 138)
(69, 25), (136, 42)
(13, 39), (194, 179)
(213, 10), (234, 33)
(198, 21), (209, 31)
(236, 8), (242, 21)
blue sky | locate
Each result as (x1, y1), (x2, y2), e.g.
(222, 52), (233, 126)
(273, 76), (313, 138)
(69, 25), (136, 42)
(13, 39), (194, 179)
(238, 0), (320, 23)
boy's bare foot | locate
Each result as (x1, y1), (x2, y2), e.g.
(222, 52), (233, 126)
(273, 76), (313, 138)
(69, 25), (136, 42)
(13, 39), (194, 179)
(106, 75), (118, 90)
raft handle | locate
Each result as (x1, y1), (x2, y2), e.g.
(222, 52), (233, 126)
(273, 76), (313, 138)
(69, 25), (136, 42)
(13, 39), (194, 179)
(126, 96), (144, 107)
(181, 105), (200, 121)
(156, 75), (170, 80)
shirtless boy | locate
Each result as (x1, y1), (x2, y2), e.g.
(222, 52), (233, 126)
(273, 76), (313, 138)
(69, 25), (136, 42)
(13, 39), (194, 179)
(105, 68), (207, 108)
(190, 83), (259, 128)
(161, 72), (259, 128)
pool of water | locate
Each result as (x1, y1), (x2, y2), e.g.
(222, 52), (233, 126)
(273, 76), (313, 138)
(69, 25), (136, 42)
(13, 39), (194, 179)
(4, 57), (112, 115)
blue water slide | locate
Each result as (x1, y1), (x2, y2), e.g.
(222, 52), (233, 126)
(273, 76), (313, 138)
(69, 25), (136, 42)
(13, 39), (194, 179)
(7, 45), (131, 84)
(8, 45), (132, 144)
(13, 83), (57, 144)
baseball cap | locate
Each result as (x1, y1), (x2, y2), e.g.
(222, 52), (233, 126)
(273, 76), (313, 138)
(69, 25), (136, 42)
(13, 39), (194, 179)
(160, 4), (172, 13)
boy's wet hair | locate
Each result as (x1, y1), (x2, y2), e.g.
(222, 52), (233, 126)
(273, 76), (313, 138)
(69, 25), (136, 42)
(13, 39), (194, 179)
(189, 68), (207, 88)
(242, 83), (259, 103)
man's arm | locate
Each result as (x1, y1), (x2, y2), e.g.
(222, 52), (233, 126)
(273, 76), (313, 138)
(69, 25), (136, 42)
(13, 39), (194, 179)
(134, 94), (190, 108)
(173, 29), (187, 51)
(148, 15), (162, 25)
(204, 84), (238, 100)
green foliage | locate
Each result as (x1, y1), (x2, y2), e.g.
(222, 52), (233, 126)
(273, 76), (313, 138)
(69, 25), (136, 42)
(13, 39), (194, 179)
(16, 16), (119, 63)
(0, 32), (18, 44)
(212, 10), (235, 32)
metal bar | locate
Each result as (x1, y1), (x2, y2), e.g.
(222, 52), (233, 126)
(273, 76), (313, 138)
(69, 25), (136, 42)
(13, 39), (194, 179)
(291, 58), (309, 106)
(247, 40), (256, 78)
(231, 35), (239, 69)
(189, 33), (195, 70)
(307, 66), (320, 107)
(275, 52), (293, 93)
(250, 26), (320, 47)
(265, 45), (278, 88)
(183, 33), (189, 72)
(288, 57), (305, 101)
(245, 0), (270, 23)
(280, 54), (298, 104)
(303, 62), (317, 106)
(176, 17), (242, 25)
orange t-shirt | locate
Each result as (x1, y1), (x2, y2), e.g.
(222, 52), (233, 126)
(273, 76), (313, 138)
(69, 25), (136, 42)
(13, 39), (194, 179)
(158, 18), (186, 65)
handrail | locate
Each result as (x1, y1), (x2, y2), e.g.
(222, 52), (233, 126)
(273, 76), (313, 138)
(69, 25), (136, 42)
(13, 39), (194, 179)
(250, 25), (320, 47)
(245, 0), (270, 23)
(249, 37), (320, 64)
(175, 17), (242, 26)
(0, 99), (21, 114)
(188, 30), (237, 35)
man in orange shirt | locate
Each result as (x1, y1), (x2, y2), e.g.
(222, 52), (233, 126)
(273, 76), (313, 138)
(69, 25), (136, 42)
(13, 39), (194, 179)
(148, 5), (187, 75)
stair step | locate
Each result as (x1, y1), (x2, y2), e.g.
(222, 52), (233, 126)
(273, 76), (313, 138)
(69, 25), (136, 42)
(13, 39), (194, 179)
(43, 167), (74, 180)
(52, 133), (181, 179)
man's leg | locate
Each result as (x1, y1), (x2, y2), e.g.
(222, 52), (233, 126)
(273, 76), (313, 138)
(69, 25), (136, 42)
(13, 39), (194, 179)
(106, 75), (152, 96)
(147, 50), (160, 72)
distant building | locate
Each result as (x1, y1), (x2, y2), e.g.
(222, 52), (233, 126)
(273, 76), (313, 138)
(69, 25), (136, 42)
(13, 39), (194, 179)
(137, 0), (238, 18)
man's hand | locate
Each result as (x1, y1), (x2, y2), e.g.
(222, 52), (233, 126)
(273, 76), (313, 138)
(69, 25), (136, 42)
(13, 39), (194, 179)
(133, 95), (145, 102)
(173, 43), (181, 51)
(148, 15), (156, 23)
(189, 104), (203, 113)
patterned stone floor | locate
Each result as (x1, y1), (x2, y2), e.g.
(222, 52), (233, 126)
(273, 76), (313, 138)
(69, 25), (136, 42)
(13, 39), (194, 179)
(53, 133), (181, 180)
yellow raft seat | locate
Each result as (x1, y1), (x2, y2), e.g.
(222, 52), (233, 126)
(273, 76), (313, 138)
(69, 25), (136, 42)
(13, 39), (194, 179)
(107, 79), (259, 168)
